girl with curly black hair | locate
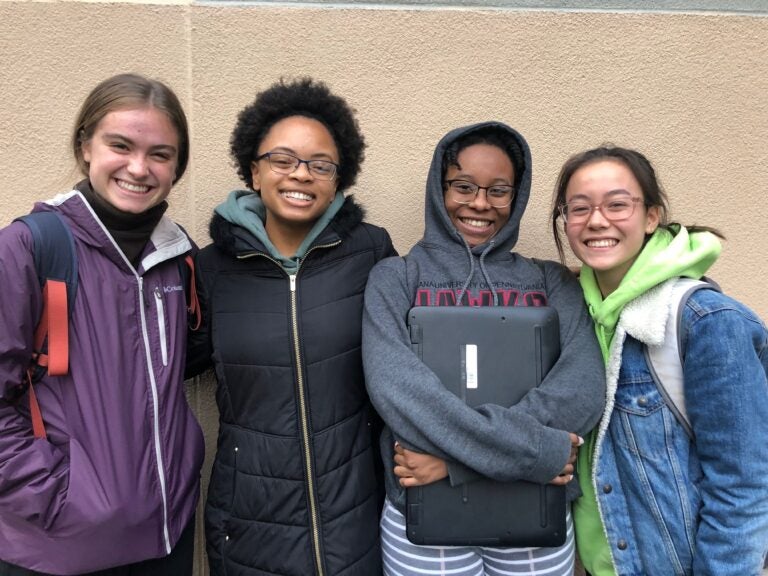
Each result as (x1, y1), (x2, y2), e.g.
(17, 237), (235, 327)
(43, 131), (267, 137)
(187, 78), (395, 576)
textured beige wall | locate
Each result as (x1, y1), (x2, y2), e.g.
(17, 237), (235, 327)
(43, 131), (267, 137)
(1, 3), (766, 573)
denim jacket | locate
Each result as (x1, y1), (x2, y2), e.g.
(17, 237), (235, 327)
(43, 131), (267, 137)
(592, 279), (768, 576)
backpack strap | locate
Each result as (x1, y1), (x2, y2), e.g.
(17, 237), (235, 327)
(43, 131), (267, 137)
(645, 277), (720, 440)
(14, 212), (78, 439)
(173, 223), (202, 332)
(183, 255), (201, 331)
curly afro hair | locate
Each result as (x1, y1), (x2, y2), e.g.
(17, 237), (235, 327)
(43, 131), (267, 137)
(230, 78), (365, 193)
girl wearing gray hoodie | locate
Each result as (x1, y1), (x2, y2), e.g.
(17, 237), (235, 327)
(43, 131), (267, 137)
(362, 122), (605, 575)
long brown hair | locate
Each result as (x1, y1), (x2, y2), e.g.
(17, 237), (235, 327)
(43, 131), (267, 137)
(550, 145), (723, 264)
(72, 73), (190, 183)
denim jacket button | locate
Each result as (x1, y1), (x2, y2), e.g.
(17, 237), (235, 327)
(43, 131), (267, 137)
(602, 484), (613, 494)
(617, 539), (628, 550)
(637, 396), (648, 406)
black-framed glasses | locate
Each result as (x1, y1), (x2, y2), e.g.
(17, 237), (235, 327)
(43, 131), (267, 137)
(255, 152), (339, 181)
(559, 196), (643, 225)
(445, 180), (515, 208)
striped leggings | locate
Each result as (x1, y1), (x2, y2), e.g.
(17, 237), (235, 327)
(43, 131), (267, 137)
(381, 499), (575, 576)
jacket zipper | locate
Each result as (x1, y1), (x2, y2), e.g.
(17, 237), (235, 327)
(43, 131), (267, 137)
(239, 242), (339, 575)
(154, 287), (168, 366)
(290, 272), (326, 575)
(138, 277), (172, 554)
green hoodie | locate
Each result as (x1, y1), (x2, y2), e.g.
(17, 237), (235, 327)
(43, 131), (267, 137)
(574, 225), (721, 576)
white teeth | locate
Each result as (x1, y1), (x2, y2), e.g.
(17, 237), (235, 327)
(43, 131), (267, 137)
(117, 180), (149, 193)
(282, 191), (312, 201)
(587, 239), (618, 248)
(460, 218), (491, 229)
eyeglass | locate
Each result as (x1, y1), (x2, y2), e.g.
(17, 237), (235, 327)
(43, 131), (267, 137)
(445, 180), (515, 208)
(559, 195), (644, 225)
(255, 152), (339, 181)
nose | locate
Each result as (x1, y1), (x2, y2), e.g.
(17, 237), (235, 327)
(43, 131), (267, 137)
(586, 205), (610, 228)
(127, 154), (149, 178)
(290, 160), (314, 181)
(469, 187), (492, 210)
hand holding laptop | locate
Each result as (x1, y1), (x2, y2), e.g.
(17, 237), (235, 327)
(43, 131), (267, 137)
(394, 442), (448, 487)
(549, 433), (583, 485)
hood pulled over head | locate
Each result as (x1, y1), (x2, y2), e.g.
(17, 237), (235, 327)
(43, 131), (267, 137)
(422, 121), (532, 255)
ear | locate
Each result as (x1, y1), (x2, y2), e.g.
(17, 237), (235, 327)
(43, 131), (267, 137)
(81, 138), (92, 164)
(250, 161), (261, 192)
(645, 205), (661, 234)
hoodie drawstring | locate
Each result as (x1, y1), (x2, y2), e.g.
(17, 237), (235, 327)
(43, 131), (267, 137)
(479, 242), (499, 306)
(455, 238), (475, 306)
(455, 237), (499, 306)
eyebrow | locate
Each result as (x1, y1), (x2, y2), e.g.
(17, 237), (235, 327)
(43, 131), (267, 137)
(267, 146), (337, 162)
(101, 132), (177, 154)
(567, 188), (632, 201)
(450, 173), (513, 185)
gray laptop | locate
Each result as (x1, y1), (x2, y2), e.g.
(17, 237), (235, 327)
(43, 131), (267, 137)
(405, 305), (566, 547)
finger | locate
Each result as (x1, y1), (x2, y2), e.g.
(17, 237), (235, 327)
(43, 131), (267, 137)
(560, 464), (574, 476)
(549, 474), (573, 486)
(393, 465), (412, 479)
(399, 476), (421, 488)
(568, 432), (584, 447)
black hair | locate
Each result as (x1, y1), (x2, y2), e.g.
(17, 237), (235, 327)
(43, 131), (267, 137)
(230, 78), (365, 192)
(442, 126), (526, 189)
(550, 145), (724, 263)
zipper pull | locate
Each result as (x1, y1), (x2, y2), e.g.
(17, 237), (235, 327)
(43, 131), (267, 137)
(289, 274), (296, 292)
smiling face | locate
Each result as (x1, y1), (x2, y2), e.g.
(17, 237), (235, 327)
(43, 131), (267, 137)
(81, 106), (179, 214)
(250, 116), (338, 252)
(443, 143), (514, 248)
(564, 159), (660, 296)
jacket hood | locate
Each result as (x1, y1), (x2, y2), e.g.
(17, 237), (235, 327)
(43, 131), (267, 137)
(34, 190), (191, 275)
(422, 121), (532, 255)
(580, 225), (722, 359)
(209, 191), (365, 259)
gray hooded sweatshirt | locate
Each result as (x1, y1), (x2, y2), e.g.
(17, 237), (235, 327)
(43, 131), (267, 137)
(362, 122), (605, 513)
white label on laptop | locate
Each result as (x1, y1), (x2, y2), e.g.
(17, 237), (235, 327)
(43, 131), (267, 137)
(466, 344), (478, 389)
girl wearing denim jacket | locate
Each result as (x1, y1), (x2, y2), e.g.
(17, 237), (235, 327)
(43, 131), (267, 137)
(550, 146), (768, 576)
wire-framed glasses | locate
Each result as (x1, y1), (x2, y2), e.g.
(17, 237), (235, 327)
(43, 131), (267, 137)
(445, 180), (515, 208)
(255, 152), (339, 181)
(559, 195), (644, 225)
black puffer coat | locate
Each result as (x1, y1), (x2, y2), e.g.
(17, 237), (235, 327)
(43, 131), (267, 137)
(189, 197), (395, 576)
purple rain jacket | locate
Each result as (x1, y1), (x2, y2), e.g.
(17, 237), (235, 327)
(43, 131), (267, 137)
(0, 190), (204, 574)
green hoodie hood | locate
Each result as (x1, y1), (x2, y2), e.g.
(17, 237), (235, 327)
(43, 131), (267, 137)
(581, 225), (722, 360)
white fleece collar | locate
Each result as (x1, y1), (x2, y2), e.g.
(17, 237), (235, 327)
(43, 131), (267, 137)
(591, 278), (679, 480)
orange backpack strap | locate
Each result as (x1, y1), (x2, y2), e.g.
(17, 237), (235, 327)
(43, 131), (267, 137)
(184, 254), (201, 331)
(15, 212), (78, 441)
(41, 279), (70, 376)
(26, 372), (47, 439)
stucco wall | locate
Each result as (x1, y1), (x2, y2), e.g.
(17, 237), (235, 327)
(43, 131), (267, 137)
(1, 2), (766, 573)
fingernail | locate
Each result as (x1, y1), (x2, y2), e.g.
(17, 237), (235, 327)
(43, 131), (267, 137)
(568, 474), (574, 482)
(577, 436), (584, 446)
